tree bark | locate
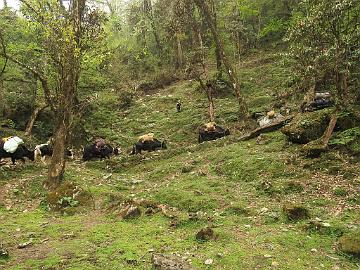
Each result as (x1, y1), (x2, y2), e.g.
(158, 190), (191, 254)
(198, 79), (215, 122)
(25, 104), (48, 136)
(193, 0), (248, 117)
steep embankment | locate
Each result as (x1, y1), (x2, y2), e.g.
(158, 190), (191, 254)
(0, 52), (359, 270)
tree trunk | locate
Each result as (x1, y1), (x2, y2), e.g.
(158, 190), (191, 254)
(300, 78), (316, 112)
(198, 79), (215, 122)
(194, 0), (248, 117)
(47, 64), (75, 188)
(47, 0), (85, 189)
(206, 84), (215, 122)
(144, 0), (162, 55)
(25, 104), (48, 136)
(198, 31), (206, 73)
(175, 32), (184, 69)
(210, 0), (222, 77)
(3, 0), (7, 8)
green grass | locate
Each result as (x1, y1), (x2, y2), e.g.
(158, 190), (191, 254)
(1, 51), (359, 269)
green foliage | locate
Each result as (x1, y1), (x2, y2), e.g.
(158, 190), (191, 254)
(58, 196), (79, 208)
(329, 128), (360, 146)
(285, 0), (360, 101)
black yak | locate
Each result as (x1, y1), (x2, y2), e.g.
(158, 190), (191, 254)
(131, 139), (167, 155)
(0, 145), (35, 164)
(198, 123), (230, 143)
(34, 143), (73, 163)
(82, 144), (119, 161)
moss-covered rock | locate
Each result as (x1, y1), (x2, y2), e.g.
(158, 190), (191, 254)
(46, 182), (93, 212)
(338, 232), (360, 257)
(283, 204), (310, 222)
(196, 227), (216, 241)
(281, 109), (332, 144)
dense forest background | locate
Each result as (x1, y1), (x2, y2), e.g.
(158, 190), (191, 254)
(0, 1), (360, 269)
(1, 0), (359, 185)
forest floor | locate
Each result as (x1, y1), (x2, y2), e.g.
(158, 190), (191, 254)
(0, 51), (359, 270)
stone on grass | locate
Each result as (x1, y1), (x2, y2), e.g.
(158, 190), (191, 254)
(338, 232), (360, 257)
(152, 253), (195, 270)
(18, 239), (33, 249)
(121, 205), (141, 219)
(0, 248), (9, 259)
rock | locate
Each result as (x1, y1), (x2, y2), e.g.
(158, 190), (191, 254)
(131, 179), (144, 185)
(0, 247), (9, 259)
(123, 205), (141, 219)
(264, 254), (272, 258)
(103, 174), (112, 180)
(204, 259), (213, 265)
(18, 239), (33, 249)
(281, 110), (331, 144)
(338, 232), (360, 257)
(271, 261), (279, 267)
(311, 248), (318, 253)
(258, 113), (285, 128)
(196, 227), (215, 241)
(283, 204), (310, 222)
(152, 253), (195, 270)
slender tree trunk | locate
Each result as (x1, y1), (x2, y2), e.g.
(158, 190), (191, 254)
(198, 31), (206, 73)
(210, 0), (222, 77)
(47, 62), (76, 188)
(206, 84), (215, 122)
(25, 104), (48, 135)
(3, 0), (7, 7)
(144, 0), (162, 55)
(194, 0), (248, 117)
(175, 32), (184, 69)
(198, 79), (215, 122)
(47, 0), (85, 189)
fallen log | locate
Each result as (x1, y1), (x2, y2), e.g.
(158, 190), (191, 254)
(239, 115), (294, 141)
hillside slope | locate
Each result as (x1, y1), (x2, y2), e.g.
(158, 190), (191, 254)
(0, 52), (359, 270)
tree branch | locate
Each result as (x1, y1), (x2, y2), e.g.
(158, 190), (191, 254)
(0, 30), (8, 78)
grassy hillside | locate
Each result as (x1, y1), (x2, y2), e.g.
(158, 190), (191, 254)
(0, 52), (359, 270)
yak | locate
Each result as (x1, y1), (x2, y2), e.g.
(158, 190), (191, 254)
(83, 144), (119, 161)
(34, 143), (73, 163)
(198, 124), (230, 143)
(131, 139), (167, 155)
(0, 145), (35, 165)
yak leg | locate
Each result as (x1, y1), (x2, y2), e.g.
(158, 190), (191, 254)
(41, 156), (47, 164)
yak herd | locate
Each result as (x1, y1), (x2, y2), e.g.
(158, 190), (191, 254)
(0, 122), (229, 165)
